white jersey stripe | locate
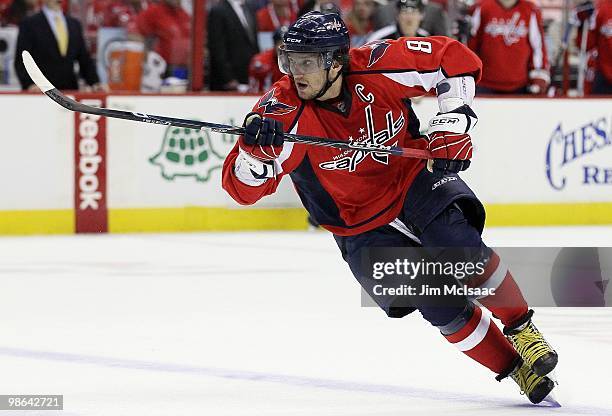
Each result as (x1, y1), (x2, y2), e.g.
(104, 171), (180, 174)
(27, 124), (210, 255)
(471, 7), (481, 37)
(382, 70), (446, 92)
(528, 12), (544, 70)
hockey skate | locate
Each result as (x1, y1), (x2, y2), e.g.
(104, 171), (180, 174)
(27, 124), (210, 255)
(503, 309), (558, 376)
(496, 357), (556, 404)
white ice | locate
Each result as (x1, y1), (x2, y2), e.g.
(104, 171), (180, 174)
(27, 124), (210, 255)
(1, 226), (612, 416)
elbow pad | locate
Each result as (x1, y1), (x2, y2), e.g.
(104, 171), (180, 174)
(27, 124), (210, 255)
(436, 76), (476, 113)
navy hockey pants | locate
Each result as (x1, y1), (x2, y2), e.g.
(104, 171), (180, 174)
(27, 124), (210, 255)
(333, 169), (487, 329)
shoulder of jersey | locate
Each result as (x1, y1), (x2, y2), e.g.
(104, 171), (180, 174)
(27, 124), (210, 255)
(348, 39), (410, 72)
(348, 36), (455, 73)
(254, 77), (303, 122)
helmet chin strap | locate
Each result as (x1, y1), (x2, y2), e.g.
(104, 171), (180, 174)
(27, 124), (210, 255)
(314, 67), (342, 100)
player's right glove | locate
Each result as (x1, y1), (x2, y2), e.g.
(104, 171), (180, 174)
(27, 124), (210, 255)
(426, 105), (478, 177)
(239, 112), (284, 161)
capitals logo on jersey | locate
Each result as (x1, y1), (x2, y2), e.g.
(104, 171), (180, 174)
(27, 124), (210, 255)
(362, 40), (391, 68)
(484, 12), (528, 46)
(319, 105), (405, 172)
(257, 88), (298, 115)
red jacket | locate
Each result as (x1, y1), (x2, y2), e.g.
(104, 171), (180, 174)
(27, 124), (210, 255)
(468, 0), (548, 91)
(587, 0), (612, 82)
(256, 3), (297, 31)
(135, 3), (191, 65)
(249, 48), (284, 93)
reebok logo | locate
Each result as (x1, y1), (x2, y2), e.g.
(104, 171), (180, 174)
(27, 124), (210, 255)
(77, 109), (103, 210)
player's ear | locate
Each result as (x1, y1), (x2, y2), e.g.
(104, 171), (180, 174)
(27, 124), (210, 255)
(330, 59), (343, 75)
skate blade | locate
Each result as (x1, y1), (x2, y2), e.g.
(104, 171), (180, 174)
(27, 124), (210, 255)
(540, 391), (561, 407)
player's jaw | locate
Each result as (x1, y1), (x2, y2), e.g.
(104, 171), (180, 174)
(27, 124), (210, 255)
(292, 72), (326, 100)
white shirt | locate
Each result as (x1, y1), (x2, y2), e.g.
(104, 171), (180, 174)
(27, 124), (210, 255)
(227, 0), (251, 32)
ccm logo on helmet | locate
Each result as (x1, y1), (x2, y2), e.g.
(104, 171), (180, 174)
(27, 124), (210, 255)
(286, 38), (302, 43)
(430, 117), (460, 126)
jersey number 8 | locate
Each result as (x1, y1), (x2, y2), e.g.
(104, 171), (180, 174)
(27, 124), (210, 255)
(406, 40), (432, 54)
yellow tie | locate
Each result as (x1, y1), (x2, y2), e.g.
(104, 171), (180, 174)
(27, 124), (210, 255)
(54, 14), (68, 56)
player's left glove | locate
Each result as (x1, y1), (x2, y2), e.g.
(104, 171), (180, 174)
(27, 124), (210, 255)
(426, 105), (478, 177)
(239, 112), (284, 161)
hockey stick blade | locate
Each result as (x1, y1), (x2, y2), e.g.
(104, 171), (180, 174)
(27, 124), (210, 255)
(21, 50), (431, 159)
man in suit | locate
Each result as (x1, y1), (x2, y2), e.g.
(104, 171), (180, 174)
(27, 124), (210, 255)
(207, 0), (259, 91)
(14, 0), (103, 91)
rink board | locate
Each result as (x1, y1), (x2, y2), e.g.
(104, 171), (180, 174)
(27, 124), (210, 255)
(0, 93), (610, 234)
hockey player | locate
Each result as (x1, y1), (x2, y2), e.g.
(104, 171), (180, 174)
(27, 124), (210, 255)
(222, 11), (558, 404)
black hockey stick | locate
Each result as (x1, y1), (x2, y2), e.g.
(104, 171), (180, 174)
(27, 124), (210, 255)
(22, 51), (431, 160)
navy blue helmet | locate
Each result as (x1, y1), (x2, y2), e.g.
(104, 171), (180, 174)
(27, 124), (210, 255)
(282, 11), (350, 53)
(278, 11), (350, 76)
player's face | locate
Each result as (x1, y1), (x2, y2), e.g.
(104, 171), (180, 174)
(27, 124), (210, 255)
(292, 68), (330, 100)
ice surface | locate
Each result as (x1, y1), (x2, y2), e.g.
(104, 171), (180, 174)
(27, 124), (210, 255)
(1, 226), (612, 415)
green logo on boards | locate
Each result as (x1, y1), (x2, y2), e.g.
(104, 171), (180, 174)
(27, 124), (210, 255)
(150, 125), (235, 182)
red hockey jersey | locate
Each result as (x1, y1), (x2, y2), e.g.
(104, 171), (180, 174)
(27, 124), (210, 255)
(256, 3), (298, 32)
(222, 37), (482, 236)
(590, 0), (612, 82)
(468, 0), (548, 91)
(248, 49), (284, 93)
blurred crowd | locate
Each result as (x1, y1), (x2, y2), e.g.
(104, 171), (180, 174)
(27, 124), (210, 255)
(0, 0), (609, 95)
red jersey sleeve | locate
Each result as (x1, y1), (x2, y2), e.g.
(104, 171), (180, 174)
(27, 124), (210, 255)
(468, 3), (484, 56)
(135, 6), (157, 36)
(527, 5), (549, 72)
(222, 78), (307, 205)
(350, 36), (482, 94)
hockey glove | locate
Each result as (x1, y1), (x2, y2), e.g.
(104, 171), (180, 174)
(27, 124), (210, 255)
(239, 112), (284, 161)
(426, 105), (477, 177)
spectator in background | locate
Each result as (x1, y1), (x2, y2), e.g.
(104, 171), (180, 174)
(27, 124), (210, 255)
(469, 0), (550, 94)
(248, 25), (286, 92)
(14, 0), (103, 91)
(298, 0), (345, 19)
(368, 0), (430, 41)
(97, 0), (145, 30)
(420, 0), (449, 36)
(2, 0), (38, 26)
(346, 0), (376, 46)
(577, 0), (611, 94)
(208, 0), (258, 90)
(132, 0), (191, 73)
(257, 0), (297, 31)
(0, 0), (12, 24)
(373, 0), (449, 37)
